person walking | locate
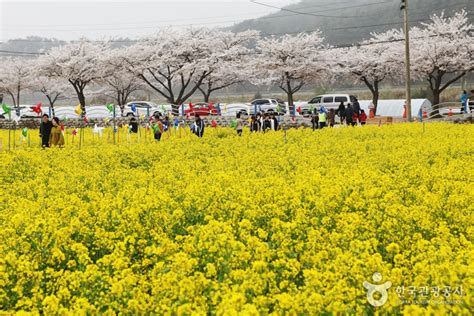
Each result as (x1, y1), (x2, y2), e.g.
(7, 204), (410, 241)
(194, 114), (205, 138)
(39, 114), (53, 148)
(461, 90), (468, 114)
(310, 110), (319, 131)
(328, 108), (336, 127)
(345, 103), (354, 126)
(318, 107), (327, 129)
(49, 117), (64, 147)
(336, 102), (346, 125)
(236, 113), (243, 136)
(353, 97), (361, 116)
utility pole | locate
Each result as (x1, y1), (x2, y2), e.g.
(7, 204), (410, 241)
(401, 0), (412, 122)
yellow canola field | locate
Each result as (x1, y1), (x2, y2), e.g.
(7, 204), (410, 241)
(0, 124), (473, 315)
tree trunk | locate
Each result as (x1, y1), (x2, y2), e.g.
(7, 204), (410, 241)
(287, 92), (294, 116)
(203, 92), (211, 103)
(46, 95), (56, 116)
(372, 81), (380, 114)
(16, 83), (20, 107)
(286, 78), (294, 115)
(432, 89), (441, 106)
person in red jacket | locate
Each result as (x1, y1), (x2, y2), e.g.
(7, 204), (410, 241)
(359, 109), (368, 125)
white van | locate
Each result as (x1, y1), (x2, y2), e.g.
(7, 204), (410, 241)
(299, 94), (358, 115)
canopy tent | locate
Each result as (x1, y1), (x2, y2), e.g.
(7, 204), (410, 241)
(359, 99), (433, 117)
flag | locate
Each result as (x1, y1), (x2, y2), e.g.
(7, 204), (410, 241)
(21, 127), (28, 138)
(2, 104), (11, 115)
(106, 103), (114, 113)
(174, 118), (179, 128)
(60, 123), (65, 132)
(75, 104), (82, 115)
(131, 104), (137, 112)
(211, 119), (217, 128)
(31, 102), (42, 115)
(83, 116), (88, 124)
(72, 128), (78, 136)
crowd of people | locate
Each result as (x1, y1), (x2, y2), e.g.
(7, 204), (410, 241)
(310, 103), (367, 130)
(38, 101), (370, 148)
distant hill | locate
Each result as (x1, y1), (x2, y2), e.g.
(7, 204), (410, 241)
(232, 0), (472, 45)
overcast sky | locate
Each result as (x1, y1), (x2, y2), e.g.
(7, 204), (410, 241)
(0, 0), (298, 41)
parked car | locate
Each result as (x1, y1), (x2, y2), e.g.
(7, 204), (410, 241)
(300, 94), (358, 115)
(185, 102), (218, 116)
(222, 103), (249, 117)
(249, 99), (286, 115)
(123, 101), (162, 117)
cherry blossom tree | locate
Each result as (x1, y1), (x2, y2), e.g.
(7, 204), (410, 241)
(372, 10), (473, 105)
(250, 31), (329, 114)
(31, 76), (72, 116)
(0, 57), (33, 107)
(122, 28), (219, 112)
(333, 30), (401, 112)
(97, 49), (144, 113)
(38, 40), (108, 113)
(196, 30), (259, 102)
(409, 10), (473, 105)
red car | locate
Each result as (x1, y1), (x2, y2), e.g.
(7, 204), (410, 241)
(185, 102), (218, 116)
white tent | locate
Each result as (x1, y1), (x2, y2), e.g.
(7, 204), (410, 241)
(359, 99), (432, 117)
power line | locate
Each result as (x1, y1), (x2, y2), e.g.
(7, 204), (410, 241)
(2, 0), (393, 32)
(250, 0), (392, 19)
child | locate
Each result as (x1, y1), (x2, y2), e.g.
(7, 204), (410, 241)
(352, 111), (359, 126)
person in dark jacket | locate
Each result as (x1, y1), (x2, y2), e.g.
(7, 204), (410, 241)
(310, 110), (319, 131)
(352, 97), (361, 116)
(250, 115), (261, 132)
(194, 114), (205, 138)
(345, 103), (354, 126)
(129, 117), (138, 133)
(263, 114), (272, 132)
(39, 114), (53, 148)
(336, 102), (346, 125)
